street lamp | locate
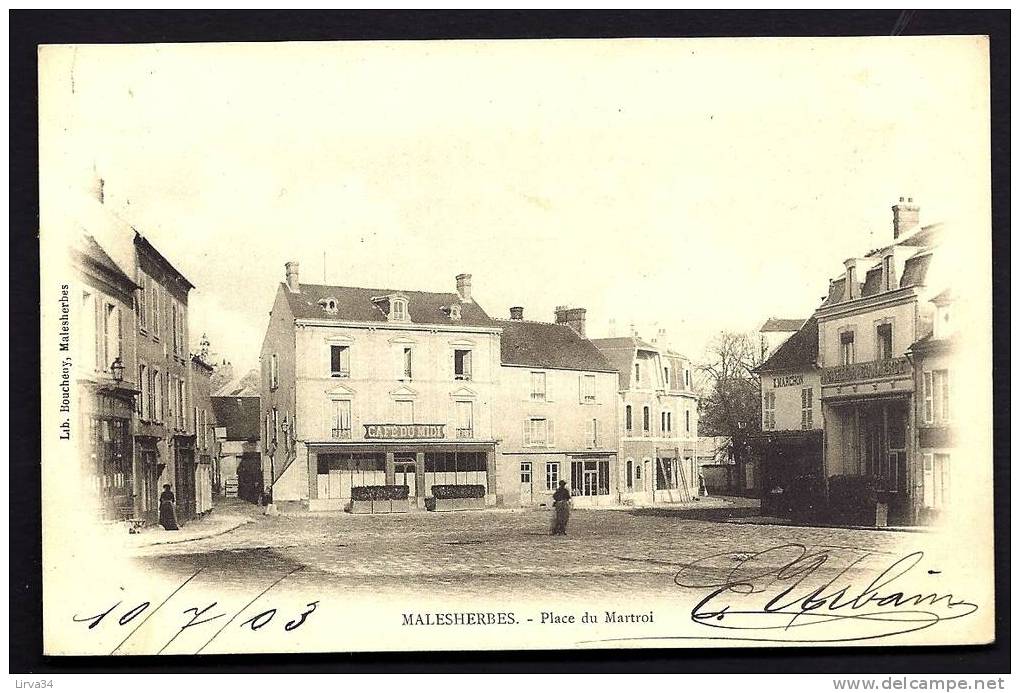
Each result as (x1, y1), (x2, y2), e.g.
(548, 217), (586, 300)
(111, 357), (125, 382)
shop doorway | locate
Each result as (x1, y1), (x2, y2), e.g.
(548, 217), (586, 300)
(520, 461), (533, 505)
(394, 456), (417, 502)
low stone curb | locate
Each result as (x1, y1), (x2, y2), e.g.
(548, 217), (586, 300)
(131, 515), (256, 547)
(724, 516), (936, 533)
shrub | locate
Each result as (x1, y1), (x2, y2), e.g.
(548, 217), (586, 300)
(827, 475), (881, 525)
(430, 484), (485, 500)
(784, 475), (827, 521)
(350, 485), (409, 502)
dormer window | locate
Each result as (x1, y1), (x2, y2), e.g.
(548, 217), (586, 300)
(319, 297), (339, 314)
(449, 305), (462, 321)
(391, 298), (408, 322)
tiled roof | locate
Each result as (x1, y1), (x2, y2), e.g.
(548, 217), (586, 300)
(211, 396), (261, 442)
(908, 332), (958, 355)
(74, 234), (139, 290)
(498, 320), (616, 372)
(760, 318), (805, 332)
(283, 283), (498, 327)
(757, 317), (818, 373)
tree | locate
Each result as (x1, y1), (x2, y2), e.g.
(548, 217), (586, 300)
(697, 331), (765, 492)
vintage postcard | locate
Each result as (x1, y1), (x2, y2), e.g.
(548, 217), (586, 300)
(38, 36), (994, 656)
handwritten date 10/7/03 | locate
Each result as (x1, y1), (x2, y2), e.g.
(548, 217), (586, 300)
(71, 568), (318, 655)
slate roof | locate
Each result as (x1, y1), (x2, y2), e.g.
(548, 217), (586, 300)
(73, 234), (139, 291)
(283, 283), (498, 327)
(498, 320), (616, 372)
(590, 336), (663, 388)
(211, 396), (261, 442)
(760, 318), (805, 333)
(899, 253), (932, 288)
(757, 317), (818, 373)
(134, 232), (194, 289)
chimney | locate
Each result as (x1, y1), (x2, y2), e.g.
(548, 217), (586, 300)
(456, 273), (472, 303)
(509, 306), (524, 320)
(555, 306), (587, 337)
(892, 196), (920, 239)
(285, 261), (300, 293)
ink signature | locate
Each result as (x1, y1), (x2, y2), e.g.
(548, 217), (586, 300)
(71, 567), (319, 654)
(586, 544), (978, 645)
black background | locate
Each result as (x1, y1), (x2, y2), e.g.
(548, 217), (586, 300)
(9, 9), (1010, 674)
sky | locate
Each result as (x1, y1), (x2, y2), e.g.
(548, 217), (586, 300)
(39, 37), (990, 375)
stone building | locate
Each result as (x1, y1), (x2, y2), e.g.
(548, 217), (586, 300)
(70, 234), (140, 521)
(190, 353), (217, 516)
(591, 333), (698, 504)
(495, 307), (620, 507)
(260, 265), (501, 510)
(752, 317), (824, 516)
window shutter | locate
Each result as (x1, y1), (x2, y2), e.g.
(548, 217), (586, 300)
(579, 376), (584, 404)
(585, 418), (593, 445)
(523, 420), (531, 447)
(547, 419), (555, 446)
(116, 306), (123, 361)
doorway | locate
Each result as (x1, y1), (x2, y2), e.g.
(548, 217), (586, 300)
(519, 461), (533, 505)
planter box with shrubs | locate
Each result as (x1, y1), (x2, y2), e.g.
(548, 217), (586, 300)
(348, 485), (410, 514)
(426, 484), (486, 512)
(827, 475), (887, 527)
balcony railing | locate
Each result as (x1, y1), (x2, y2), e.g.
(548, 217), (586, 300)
(454, 373), (472, 381)
(330, 427), (352, 439)
(331, 369), (351, 378)
(821, 357), (911, 385)
(455, 427), (474, 439)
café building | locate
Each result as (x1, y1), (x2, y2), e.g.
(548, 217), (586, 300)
(814, 200), (949, 525)
(260, 265), (501, 510)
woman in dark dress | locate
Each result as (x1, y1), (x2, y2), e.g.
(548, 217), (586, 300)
(159, 484), (179, 530)
(551, 480), (571, 535)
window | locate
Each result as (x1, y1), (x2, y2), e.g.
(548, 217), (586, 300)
(642, 406), (651, 433)
(685, 409), (691, 434)
(661, 411), (667, 433)
(626, 459), (634, 490)
(171, 302), (179, 355)
(530, 371), (546, 401)
(151, 282), (160, 338)
(151, 369), (161, 423)
(663, 410), (672, 434)
(177, 302), (186, 357)
(684, 369), (691, 388)
(102, 303), (121, 371)
(625, 405), (633, 432)
(840, 330), (855, 365)
(272, 407), (279, 443)
(934, 454), (951, 508)
(585, 418), (599, 448)
(402, 347), (413, 380)
(925, 369), (951, 424)
(137, 271), (147, 330)
(634, 362), (641, 384)
(581, 374), (596, 403)
(269, 353), (279, 390)
(200, 408), (207, 449)
(763, 391), (776, 430)
(178, 378), (186, 431)
(524, 417), (551, 446)
(455, 400), (473, 439)
(265, 411), (272, 449)
(520, 462), (532, 484)
(454, 349), (472, 381)
(330, 345), (350, 378)
(330, 399), (352, 439)
(395, 399), (414, 424)
(545, 462), (560, 491)
(138, 364), (148, 418)
(876, 323), (893, 360)
(663, 366), (670, 388)
(801, 387), (814, 429)
(391, 299), (408, 321)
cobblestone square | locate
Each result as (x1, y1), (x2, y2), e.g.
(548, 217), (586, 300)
(133, 504), (934, 603)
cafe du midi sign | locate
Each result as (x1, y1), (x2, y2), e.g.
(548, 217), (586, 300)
(364, 423), (446, 440)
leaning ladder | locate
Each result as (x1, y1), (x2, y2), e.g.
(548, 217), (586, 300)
(656, 451), (693, 504)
